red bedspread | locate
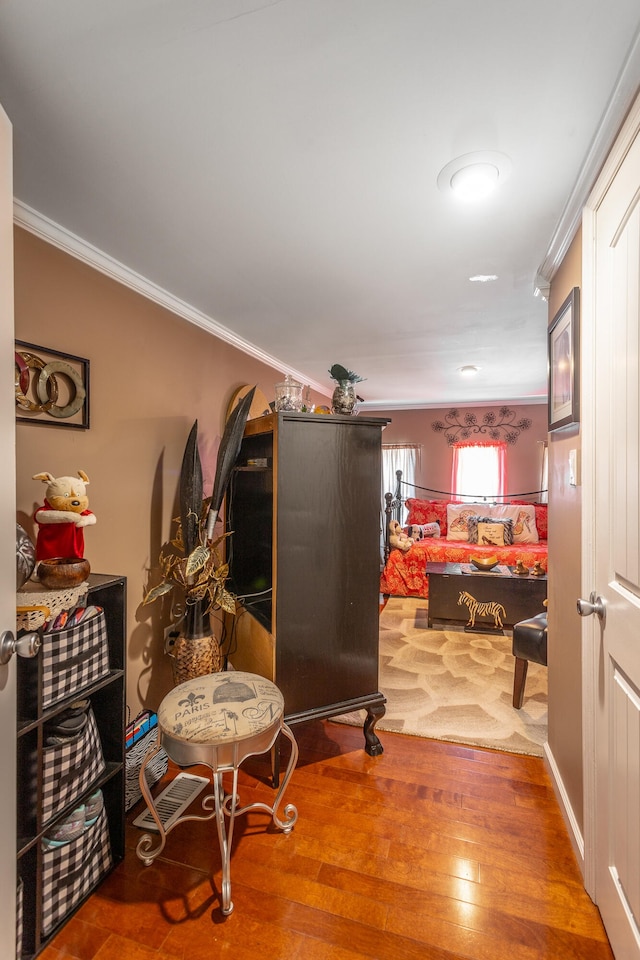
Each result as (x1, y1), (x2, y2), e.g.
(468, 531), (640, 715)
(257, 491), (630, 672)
(379, 538), (548, 599)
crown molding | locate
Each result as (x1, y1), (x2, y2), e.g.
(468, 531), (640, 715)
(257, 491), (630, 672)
(537, 28), (640, 284)
(13, 200), (331, 399)
(361, 396), (547, 412)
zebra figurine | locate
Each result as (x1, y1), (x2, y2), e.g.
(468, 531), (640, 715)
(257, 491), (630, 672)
(457, 590), (506, 629)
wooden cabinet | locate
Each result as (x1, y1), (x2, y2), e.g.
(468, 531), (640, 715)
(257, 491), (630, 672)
(227, 412), (387, 754)
(16, 574), (125, 959)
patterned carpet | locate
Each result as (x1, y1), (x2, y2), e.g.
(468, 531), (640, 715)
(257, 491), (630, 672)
(337, 596), (548, 756)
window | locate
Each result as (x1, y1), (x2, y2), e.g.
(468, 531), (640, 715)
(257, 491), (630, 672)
(382, 444), (419, 524)
(451, 442), (506, 502)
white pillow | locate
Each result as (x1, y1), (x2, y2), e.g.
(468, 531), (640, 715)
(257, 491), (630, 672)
(488, 504), (539, 543)
(446, 504), (488, 541)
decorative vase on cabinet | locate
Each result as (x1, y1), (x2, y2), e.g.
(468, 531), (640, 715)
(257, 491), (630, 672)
(331, 381), (359, 415)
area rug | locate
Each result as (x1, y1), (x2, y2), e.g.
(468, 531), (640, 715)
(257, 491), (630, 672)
(337, 596), (547, 756)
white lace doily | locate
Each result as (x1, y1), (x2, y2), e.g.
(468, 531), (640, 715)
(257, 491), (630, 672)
(16, 580), (90, 632)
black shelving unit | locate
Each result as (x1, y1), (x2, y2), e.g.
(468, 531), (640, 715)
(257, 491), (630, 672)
(16, 573), (126, 958)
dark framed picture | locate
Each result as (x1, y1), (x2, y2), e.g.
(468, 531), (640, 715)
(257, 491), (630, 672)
(548, 287), (579, 431)
(15, 341), (90, 429)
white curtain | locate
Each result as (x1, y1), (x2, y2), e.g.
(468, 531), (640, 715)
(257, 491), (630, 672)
(382, 444), (420, 523)
(451, 442), (506, 502)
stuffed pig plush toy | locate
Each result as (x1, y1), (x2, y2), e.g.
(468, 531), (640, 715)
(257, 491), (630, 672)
(33, 470), (96, 561)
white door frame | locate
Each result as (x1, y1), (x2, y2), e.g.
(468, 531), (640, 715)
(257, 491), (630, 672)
(581, 90), (640, 902)
(0, 102), (18, 960)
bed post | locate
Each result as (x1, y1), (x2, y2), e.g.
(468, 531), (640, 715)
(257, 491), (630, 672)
(393, 469), (402, 513)
(383, 469), (404, 563)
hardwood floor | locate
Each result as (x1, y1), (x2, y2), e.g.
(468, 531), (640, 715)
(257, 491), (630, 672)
(41, 720), (613, 960)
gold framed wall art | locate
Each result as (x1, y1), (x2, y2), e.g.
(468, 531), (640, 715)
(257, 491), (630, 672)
(547, 287), (579, 432)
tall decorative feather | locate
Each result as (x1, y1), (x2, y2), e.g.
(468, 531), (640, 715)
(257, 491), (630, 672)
(206, 386), (256, 539)
(180, 420), (203, 557)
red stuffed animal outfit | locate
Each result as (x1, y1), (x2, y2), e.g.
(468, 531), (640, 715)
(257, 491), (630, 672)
(34, 503), (94, 561)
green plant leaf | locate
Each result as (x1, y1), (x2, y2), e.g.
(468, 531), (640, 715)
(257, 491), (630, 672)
(143, 581), (174, 604)
(217, 589), (237, 614)
(328, 363), (365, 383)
(185, 544), (210, 577)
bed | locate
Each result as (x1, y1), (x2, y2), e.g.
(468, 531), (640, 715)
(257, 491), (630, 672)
(380, 472), (548, 599)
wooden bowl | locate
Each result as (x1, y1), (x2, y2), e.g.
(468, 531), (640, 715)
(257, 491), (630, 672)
(470, 555), (499, 571)
(37, 557), (91, 589)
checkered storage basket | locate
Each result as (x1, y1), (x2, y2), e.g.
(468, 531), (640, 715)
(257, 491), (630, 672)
(42, 611), (110, 709)
(41, 806), (112, 936)
(42, 706), (106, 824)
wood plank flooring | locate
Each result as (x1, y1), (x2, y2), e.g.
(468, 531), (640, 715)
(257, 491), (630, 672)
(41, 720), (613, 960)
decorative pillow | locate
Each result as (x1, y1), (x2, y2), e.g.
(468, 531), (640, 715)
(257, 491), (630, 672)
(477, 521), (506, 547)
(405, 498), (448, 536)
(446, 503), (489, 541)
(468, 516), (514, 546)
(404, 522), (440, 540)
(534, 504), (547, 540)
(508, 501), (547, 540)
(489, 504), (539, 543)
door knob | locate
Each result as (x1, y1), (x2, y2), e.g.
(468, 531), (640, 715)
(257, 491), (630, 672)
(0, 630), (41, 665)
(577, 592), (606, 625)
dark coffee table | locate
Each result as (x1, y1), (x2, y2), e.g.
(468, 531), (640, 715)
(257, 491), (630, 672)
(426, 562), (547, 631)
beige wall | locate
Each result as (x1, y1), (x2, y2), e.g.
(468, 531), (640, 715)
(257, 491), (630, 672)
(14, 225), (583, 830)
(547, 227), (583, 834)
(375, 403), (548, 499)
(13, 227), (325, 714)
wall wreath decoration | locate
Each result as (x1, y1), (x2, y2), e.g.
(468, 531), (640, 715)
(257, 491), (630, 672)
(15, 341), (89, 429)
(431, 407), (531, 445)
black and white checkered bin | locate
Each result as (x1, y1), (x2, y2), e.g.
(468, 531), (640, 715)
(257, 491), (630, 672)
(42, 705), (106, 823)
(41, 806), (112, 936)
(41, 610), (110, 709)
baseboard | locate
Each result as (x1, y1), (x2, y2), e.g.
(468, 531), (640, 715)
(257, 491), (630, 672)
(543, 741), (585, 878)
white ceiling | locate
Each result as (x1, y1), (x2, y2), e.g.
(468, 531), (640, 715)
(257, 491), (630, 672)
(1, 1), (640, 409)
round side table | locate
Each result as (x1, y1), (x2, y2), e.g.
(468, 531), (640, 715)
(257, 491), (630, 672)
(135, 671), (298, 915)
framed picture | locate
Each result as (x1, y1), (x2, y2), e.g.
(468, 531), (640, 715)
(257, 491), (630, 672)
(548, 287), (579, 431)
(15, 341), (90, 429)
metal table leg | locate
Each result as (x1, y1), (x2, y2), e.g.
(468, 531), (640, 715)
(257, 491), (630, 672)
(136, 721), (299, 917)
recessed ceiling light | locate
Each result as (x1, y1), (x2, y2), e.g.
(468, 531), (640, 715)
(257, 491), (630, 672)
(469, 274), (498, 283)
(459, 365), (480, 377)
(437, 151), (512, 203)
(451, 163), (498, 200)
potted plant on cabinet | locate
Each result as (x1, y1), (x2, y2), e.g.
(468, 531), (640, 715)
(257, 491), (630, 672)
(144, 388), (255, 684)
(328, 363), (365, 415)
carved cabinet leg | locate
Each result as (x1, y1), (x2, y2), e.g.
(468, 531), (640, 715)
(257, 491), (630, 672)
(363, 702), (386, 756)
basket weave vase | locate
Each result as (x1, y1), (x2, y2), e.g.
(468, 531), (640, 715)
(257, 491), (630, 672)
(168, 633), (223, 686)
(167, 600), (223, 686)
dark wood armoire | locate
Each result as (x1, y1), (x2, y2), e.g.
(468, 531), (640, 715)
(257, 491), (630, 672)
(227, 410), (388, 755)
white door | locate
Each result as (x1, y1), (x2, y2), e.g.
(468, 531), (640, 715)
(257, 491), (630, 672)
(0, 104), (18, 958)
(582, 92), (640, 959)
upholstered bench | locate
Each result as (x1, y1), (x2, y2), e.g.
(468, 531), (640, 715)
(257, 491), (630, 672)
(136, 671), (298, 915)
